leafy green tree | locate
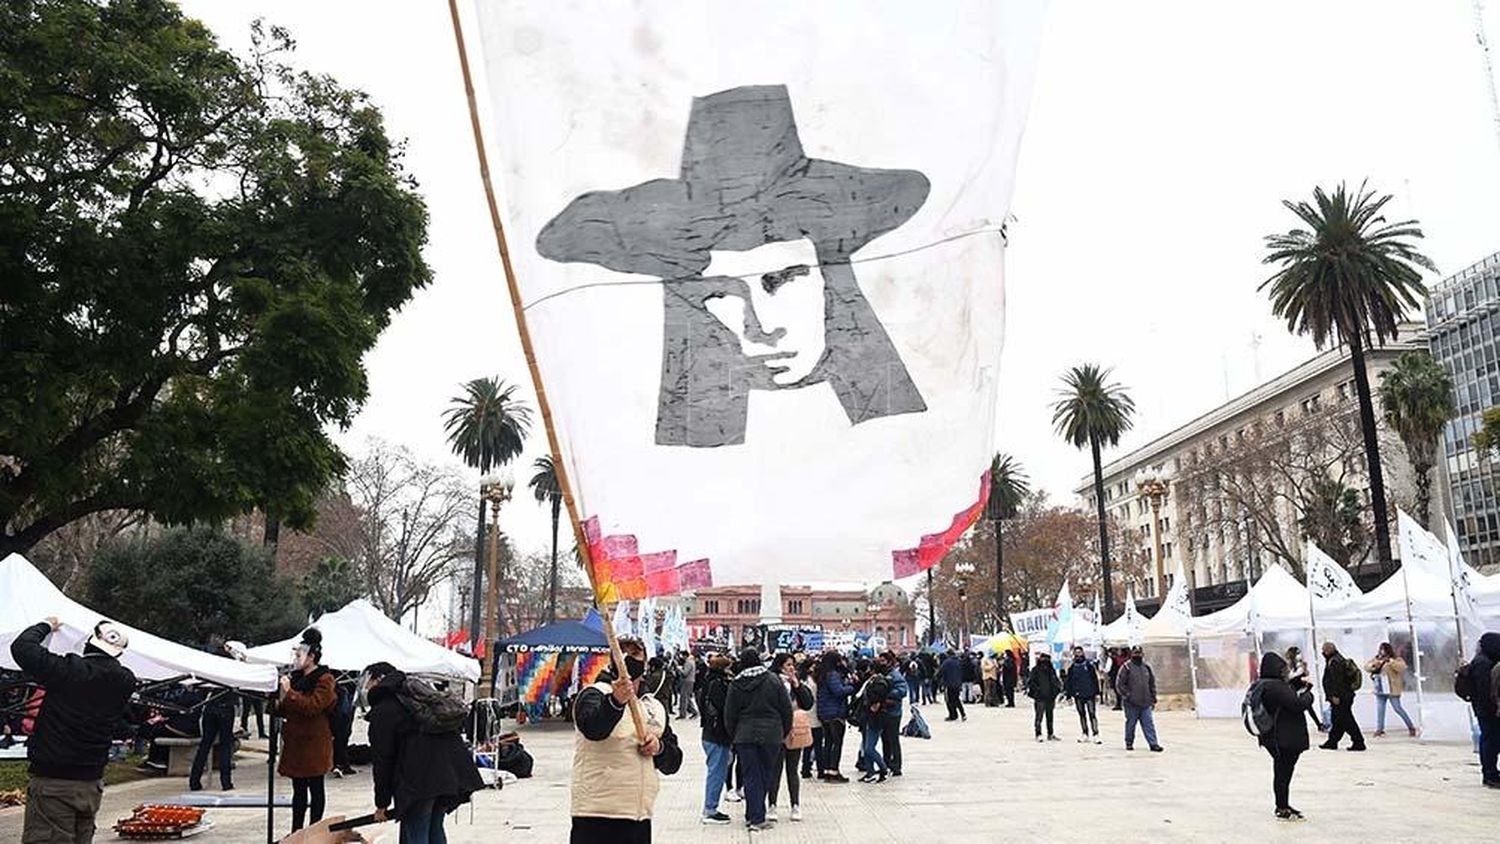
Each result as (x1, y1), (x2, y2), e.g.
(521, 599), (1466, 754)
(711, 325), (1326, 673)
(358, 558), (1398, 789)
(89, 526), (304, 645)
(1052, 364), (1135, 617)
(985, 452), (1030, 628)
(299, 555), (362, 619)
(1299, 478), (1368, 569)
(0, 1), (432, 557)
(1377, 351), (1454, 530)
(1261, 182), (1433, 573)
(528, 455), (563, 623)
(1472, 406), (1500, 459)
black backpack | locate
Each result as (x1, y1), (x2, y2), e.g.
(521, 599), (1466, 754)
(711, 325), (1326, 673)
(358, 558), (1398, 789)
(396, 676), (469, 734)
(1241, 680), (1275, 737)
(864, 675), (891, 711)
(701, 677), (727, 737)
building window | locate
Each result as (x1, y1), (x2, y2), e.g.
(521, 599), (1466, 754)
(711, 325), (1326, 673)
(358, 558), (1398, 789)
(703, 599), (720, 615)
(787, 599), (804, 615)
(1301, 395), (1321, 414)
(1275, 410), (1285, 427)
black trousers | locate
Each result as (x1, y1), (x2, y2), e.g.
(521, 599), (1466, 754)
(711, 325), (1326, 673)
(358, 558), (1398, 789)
(240, 696), (266, 737)
(1074, 696), (1098, 735)
(1325, 700), (1365, 748)
(189, 708), (234, 789)
(944, 686), (965, 719)
(1264, 746), (1302, 811)
(1002, 681), (1016, 707)
(1033, 697), (1056, 737)
(290, 775), (325, 831)
(822, 719), (846, 772)
(572, 817), (651, 843)
(880, 717), (902, 774)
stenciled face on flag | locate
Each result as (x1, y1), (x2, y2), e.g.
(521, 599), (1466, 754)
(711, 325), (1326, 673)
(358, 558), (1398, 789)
(469, 1), (1045, 598)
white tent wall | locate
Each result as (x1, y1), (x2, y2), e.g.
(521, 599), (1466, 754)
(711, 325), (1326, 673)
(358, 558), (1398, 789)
(244, 599), (480, 683)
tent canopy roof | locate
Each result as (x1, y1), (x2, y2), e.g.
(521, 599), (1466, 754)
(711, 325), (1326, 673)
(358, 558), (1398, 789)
(0, 554), (278, 692)
(499, 617), (610, 654)
(245, 599), (479, 682)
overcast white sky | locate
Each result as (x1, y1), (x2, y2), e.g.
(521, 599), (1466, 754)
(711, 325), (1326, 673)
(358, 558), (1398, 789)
(180, 1), (1500, 569)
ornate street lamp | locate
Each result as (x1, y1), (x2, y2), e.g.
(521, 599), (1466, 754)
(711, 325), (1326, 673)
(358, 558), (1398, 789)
(955, 559), (976, 649)
(479, 468), (514, 696)
(1134, 471), (1170, 600)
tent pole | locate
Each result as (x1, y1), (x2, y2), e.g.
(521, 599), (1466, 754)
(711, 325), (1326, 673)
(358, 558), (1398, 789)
(265, 709), (279, 844)
(1397, 561), (1425, 733)
(1303, 565), (1326, 717)
(445, 0), (644, 738)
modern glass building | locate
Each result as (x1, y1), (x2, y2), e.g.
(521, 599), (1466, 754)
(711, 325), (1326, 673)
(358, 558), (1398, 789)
(1426, 251), (1500, 572)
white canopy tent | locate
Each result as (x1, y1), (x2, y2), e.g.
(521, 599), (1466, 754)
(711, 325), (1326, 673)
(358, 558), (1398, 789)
(244, 599), (479, 683)
(0, 553), (277, 691)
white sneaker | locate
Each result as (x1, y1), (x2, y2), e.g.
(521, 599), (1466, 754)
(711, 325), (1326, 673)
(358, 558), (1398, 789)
(1077, 735), (1088, 743)
(1094, 735), (1102, 745)
(767, 805), (778, 822)
(1035, 735), (1044, 743)
(791, 806), (802, 822)
(724, 789), (743, 803)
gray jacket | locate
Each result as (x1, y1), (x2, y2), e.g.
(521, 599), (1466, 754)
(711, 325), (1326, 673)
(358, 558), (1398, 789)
(1116, 659), (1157, 708)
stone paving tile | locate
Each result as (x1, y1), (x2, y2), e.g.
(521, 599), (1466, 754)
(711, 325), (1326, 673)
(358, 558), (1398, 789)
(2, 703), (1493, 842)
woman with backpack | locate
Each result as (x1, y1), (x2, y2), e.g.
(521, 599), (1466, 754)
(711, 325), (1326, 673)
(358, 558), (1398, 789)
(1365, 642), (1417, 738)
(767, 654), (813, 822)
(363, 662), (482, 843)
(814, 651), (854, 783)
(276, 628), (337, 834)
(1253, 652), (1312, 821)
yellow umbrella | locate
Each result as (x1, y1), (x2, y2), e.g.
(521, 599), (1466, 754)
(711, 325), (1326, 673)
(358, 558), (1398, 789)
(983, 632), (1028, 654)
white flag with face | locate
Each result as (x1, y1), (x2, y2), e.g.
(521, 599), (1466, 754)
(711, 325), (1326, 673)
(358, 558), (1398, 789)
(612, 600), (633, 638)
(1304, 541), (1359, 604)
(466, 1), (1046, 601)
(1162, 560), (1192, 621)
(1122, 588), (1144, 647)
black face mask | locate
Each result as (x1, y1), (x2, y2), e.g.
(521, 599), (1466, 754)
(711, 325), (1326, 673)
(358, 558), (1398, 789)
(625, 656), (646, 680)
(1131, 655), (1143, 664)
(1074, 655), (1085, 663)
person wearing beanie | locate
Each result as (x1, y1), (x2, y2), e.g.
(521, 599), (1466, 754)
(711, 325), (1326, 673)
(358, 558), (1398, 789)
(276, 628), (338, 834)
(1255, 652), (1312, 820)
(11, 616), (136, 843)
(724, 647), (791, 831)
(696, 653), (736, 824)
(570, 635), (682, 843)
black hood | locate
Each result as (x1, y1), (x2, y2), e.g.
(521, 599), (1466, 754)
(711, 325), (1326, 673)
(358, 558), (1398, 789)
(367, 669), (408, 705)
(1480, 632), (1500, 661)
(1260, 652), (1288, 680)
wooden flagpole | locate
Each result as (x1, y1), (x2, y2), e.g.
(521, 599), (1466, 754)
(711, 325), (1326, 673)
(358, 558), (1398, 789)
(446, 0), (645, 739)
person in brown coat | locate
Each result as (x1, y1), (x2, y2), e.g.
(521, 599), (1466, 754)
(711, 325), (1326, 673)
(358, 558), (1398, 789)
(276, 628), (337, 833)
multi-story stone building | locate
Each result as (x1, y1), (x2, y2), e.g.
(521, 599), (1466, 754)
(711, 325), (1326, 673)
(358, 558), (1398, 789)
(1076, 324), (1451, 609)
(1426, 251), (1500, 572)
(686, 582), (918, 648)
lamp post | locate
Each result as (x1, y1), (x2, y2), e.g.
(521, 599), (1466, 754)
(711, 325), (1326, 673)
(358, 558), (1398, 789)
(926, 569), (936, 646)
(955, 560), (975, 649)
(479, 469), (514, 696)
(1135, 474), (1169, 600)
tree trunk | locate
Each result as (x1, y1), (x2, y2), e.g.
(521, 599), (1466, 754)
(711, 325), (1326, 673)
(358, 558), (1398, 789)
(993, 516), (1007, 630)
(1348, 333), (1393, 574)
(262, 515), (280, 547)
(548, 497), (560, 623)
(926, 568), (936, 645)
(1091, 434), (1116, 618)
(469, 498), (486, 652)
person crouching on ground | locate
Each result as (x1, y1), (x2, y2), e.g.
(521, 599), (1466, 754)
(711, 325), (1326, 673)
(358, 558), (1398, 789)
(1256, 652), (1311, 820)
(570, 635), (682, 843)
(363, 662), (481, 844)
(724, 648), (791, 831)
(277, 628), (338, 834)
(11, 617), (135, 844)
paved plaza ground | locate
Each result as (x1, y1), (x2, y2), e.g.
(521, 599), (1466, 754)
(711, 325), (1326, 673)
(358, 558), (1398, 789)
(2, 702), (1493, 842)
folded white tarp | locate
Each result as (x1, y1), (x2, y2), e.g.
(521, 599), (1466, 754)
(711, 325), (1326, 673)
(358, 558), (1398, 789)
(244, 599), (479, 683)
(0, 553), (277, 692)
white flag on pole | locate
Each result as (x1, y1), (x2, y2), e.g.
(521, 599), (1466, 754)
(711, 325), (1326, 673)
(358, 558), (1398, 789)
(612, 600), (633, 638)
(636, 597), (658, 658)
(1445, 519), (1487, 642)
(1304, 541), (1359, 604)
(1396, 510), (1451, 582)
(467, 1), (1047, 600)
(1162, 560), (1192, 621)
(1122, 588), (1144, 647)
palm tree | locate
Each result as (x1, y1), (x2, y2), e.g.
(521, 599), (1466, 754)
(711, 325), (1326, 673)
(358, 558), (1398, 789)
(1052, 364), (1135, 617)
(529, 455), (564, 623)
(1299, 477), (1368, 570)
(1377, 351), (1454, 531)
(1261, 182), (1434, 573)
(444, 376), (532, 647)
(986, 453), (1030, 629)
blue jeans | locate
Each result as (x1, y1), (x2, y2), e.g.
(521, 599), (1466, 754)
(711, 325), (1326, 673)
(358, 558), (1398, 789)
(734, 742), (778, 825)
(399, 800), (446, 844)
(702, 740), (730, 815)
(859, 725), (886, 775)
(1479, 715), (1499, 784)
(1123, 703), (1158, 749)
(1375, 694), (1414, 732)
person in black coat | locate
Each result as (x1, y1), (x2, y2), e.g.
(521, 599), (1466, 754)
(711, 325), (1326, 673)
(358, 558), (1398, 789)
(363, 662), (482, 842)
(1256, 652), (1311, 820)
(724, 649), (791, 829)
(1318, 642), (1365, 751)
(11, 617), (136, 843)
(1025, 653), (1063, 741)
(938, 651), (965, 722)
(1000, 650), (1019, 708)
(1063, 646), (1101, 743)
(695, 654), (735, 823)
